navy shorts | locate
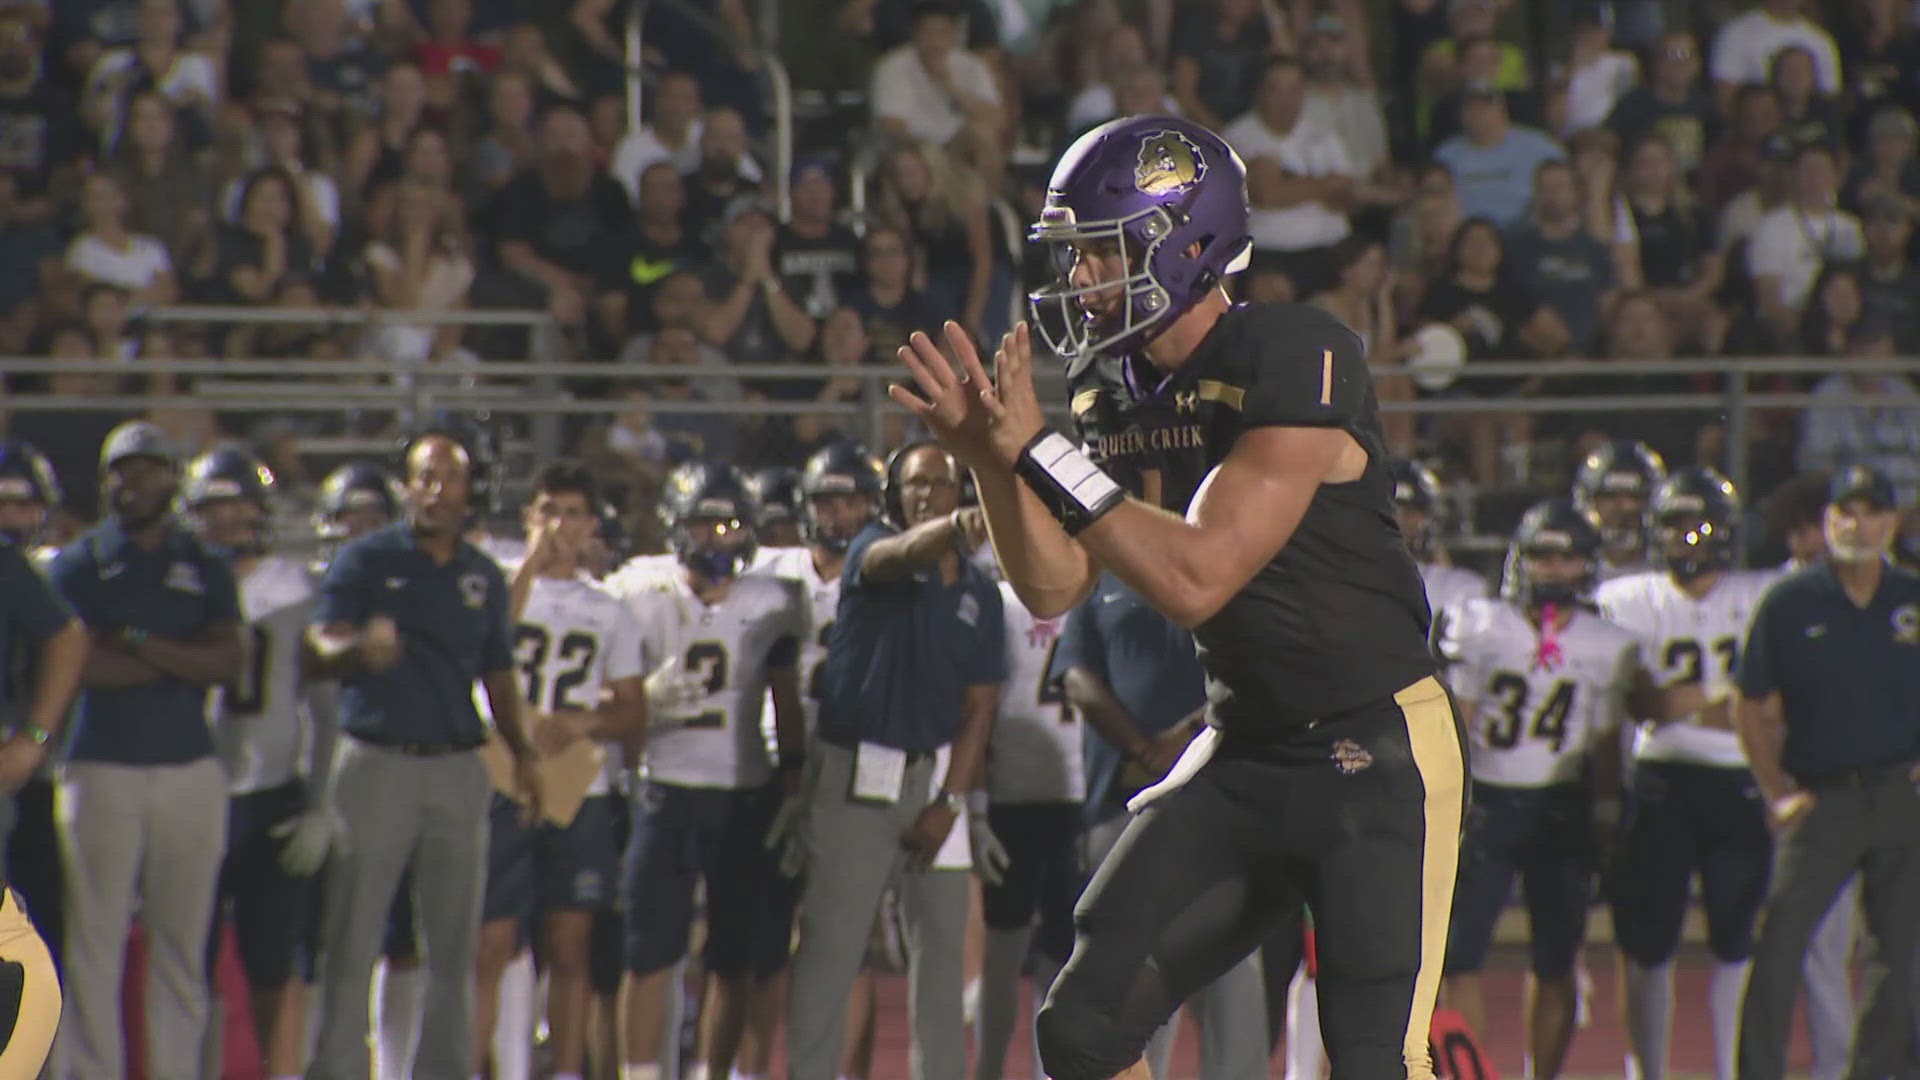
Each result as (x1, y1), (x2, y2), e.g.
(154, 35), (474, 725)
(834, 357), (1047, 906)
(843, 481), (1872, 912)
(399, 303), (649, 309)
(213, 780), (316, 988)
(622, 780), (778, 978)
(1609, 760), (1772, 965)
(1444, 780), (1593, 979)
(483, 793), (622, 923)
(981, 802), (1082, 964)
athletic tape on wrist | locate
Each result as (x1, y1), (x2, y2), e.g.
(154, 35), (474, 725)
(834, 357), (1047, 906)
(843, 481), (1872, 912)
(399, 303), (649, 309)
(1014, 431), (1125, 536)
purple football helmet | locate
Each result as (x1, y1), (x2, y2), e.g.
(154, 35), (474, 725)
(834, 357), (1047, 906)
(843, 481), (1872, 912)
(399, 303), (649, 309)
(1029, 115), (1252, 360)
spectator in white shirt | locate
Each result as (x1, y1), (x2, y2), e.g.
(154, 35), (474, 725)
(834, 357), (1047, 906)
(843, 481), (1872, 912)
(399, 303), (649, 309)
(1561, 10), (1639, 138)
(65, 172), (176, 308)
(1747, 140), (1863, 339)
(1065, 22), (1180, 134)
(870, 0), (1004, 163)
(1224, 55), (1361, 295)
(83, 0), (220, 153)
(609, 72), (749, 204)
(1708, 0), (1840, 116)
(1301, 13), (1391, 182)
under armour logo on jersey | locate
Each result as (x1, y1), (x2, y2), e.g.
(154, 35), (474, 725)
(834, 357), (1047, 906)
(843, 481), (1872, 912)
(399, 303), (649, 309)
(164, 562), (204, 594)
(1173, 390), (1198, 413)
(1330, 739), (1373, 774)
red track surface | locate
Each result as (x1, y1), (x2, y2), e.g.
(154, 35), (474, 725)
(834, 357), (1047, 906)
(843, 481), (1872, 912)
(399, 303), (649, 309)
(851, 946), (1819, 1079)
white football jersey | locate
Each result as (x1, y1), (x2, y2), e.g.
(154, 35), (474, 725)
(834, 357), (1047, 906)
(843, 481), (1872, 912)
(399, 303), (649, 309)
(605, 553), (682, 593)
(513, 573), (647, 795)
(1437, 598), (1639, 787)
(1596, 553), (1653, 583)
(1595, 568), (1785, 768)
(214, 556), (319, 795)
(614, 569), (806, 790)
(752, 546), (841, 735)
(1422, 562), (1490, 614)
(987, 583), (1084, 804)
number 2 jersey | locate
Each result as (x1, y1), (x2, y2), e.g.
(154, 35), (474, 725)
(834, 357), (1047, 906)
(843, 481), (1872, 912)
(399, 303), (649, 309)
(512, 572), (647, 796)
(988, 581), (1085, 805)
(214, 555), (321, 795)
(1595, 568), (1783, 769)
(1435, 598), (1638, 787)
(1066, 301), (1435, 731)
(614, 569), (805, 790)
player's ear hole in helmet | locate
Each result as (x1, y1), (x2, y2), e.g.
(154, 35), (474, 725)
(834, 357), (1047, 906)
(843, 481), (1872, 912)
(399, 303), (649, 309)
(1389, 457), (1444, 560)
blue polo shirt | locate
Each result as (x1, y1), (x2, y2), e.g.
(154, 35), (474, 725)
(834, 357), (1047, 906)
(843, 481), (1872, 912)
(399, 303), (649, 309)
(1049, 572), (1207, 820)
(50, 517), (241, 766)
(314, 523), (513, 746)
(1739, 560), (1920, 783)
(0, 541), (73, 721)
(819, 523), (1006, 753)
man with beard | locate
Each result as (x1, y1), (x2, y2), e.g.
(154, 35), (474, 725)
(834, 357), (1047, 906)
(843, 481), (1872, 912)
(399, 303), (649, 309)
(304, 426), (541, 1080)
(479, 103), (635, 328)
(49, 421), (244, 1080)
(681, 107), (761, 240)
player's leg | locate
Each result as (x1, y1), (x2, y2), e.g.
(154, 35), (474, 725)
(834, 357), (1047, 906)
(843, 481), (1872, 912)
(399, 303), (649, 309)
(538, 794), (620, 1080)
(1799, 875), (1859, 1080)
(1035, 761), (1300, 1080)
(1696, 767), (1775, 1080)
(373, 873), (425, 1080)
(1304, 678), (1465, 1080)
(786, 744), (914, 1080)
(620, 782), (703, 1078)
(1028, 803), (1086, 1080)
(1076, 813), (1179, 1080)
(229, 780), (319, 1078)
(1609, 761), (1696, 1080)
(1734, 784), (1866, 1080)
(475, 795), (536, 1070)
(1515, 784), (1594, 1080)
(1439, 783), (1524, 1041)
(696, 785), (789, 1078)
(589, 907), (626, 1080)
(137, 757), (230, 1078)
(975, 803), (1042, 1080)
(409, 750), (494, 1080)
(737, 779), (801, 1080)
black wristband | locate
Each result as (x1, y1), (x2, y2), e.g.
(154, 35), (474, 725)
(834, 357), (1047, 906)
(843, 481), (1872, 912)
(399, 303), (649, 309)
(1013, 430), (1126, 536)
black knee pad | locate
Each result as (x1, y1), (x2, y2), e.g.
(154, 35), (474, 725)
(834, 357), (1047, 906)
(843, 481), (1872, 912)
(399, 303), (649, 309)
(1035, 998), (1125, 1080)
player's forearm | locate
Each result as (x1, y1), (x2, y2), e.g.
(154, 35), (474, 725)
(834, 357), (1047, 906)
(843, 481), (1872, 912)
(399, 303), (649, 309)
(508, 559), (540, 623)
(484, 671), (536, 758)
(860, 513), (967, 582)
(767, 669), (806, 767)
(302, 686), (341, 802)
(940, 683), (998, 795)
(592, 682), (648, 741)
(24, 621), (88, 736)
(1735, 694), (1794, 799)
(972, 466), (1095, 618)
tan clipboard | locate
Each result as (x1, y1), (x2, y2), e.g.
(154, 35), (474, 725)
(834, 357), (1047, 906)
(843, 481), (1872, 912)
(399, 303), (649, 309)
(480, 715), (606, 828)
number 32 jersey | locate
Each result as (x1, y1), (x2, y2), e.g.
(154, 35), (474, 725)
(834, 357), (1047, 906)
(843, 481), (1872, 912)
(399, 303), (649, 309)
(617, 570), (805, 791)
(513, 573), (647, 795)
(1595, 569), (1782, 768)
(1436, 598), (1638, 787)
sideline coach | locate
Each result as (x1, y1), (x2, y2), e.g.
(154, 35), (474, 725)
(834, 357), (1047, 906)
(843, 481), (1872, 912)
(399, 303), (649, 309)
(1734, 464), (1920, 1080)
(306, 430), (540, 1080)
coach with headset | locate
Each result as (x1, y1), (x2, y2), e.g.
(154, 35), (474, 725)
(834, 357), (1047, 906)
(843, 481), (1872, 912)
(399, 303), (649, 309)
(305, 419), (541, 1080)
(783, 440), (1007, 1080)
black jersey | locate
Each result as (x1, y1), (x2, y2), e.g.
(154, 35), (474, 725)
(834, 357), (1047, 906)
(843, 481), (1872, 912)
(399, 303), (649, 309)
(1066, 302), (1436, 733)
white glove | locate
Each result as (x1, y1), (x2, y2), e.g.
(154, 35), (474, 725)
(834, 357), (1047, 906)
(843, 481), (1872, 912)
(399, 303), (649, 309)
(269, 808), (336, 877)
(644, 657), (708, 719)
(764, 794), (809, 878)
(968, 811), (1011, 886)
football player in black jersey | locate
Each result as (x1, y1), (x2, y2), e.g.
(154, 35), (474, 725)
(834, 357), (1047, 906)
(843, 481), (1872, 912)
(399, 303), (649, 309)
(892, 115), (1464, 1080)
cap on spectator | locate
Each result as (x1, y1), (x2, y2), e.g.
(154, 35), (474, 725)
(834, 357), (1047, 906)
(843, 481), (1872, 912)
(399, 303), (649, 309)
(1829, 463), (1897, 511)
(1870, 106), (1918, 141)
(722, 194), (777, 226)
(1863, 193), (1912, 223)
(1308, 13), (1346, 36)
(100, 421), (178, 473)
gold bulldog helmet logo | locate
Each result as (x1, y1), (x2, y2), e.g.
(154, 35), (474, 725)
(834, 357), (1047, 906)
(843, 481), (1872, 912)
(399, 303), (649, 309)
(1134, 130), (1208, 196)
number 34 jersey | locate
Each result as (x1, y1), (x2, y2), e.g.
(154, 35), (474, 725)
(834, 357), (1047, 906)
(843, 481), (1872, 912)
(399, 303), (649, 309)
(1436, 598), (1639, 787)
(513, 573), (648, 795)
(616, 570), (806, 791)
